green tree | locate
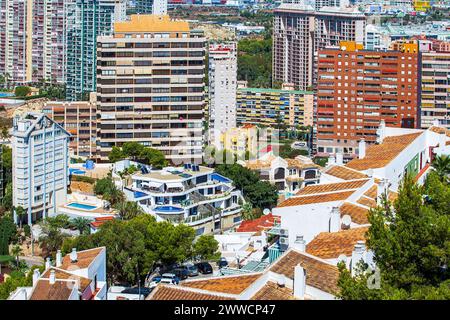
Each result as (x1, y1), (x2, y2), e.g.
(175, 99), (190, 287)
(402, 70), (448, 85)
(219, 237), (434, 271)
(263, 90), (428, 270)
(108, 146), (125, 163)
(193, 235), (220, 261)
(139, 147), (167, 169)
(10, 245), (23, 268)
(338, 172), (450, 300)
(38, 220), (68, 256)
(432, 155), (450, 182)
(0, 265), (45, 300)
(14, 86), (31, 97)
(114, 201), (145, 220)
(70, 217), (91, 235)
(122, 142), (145, 161)
(94, 174), (124, 206)
(0, 215), (17, 256)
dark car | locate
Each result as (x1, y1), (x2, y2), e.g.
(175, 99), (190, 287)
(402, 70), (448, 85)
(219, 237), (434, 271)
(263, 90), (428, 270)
(196, 262), (213, 274)
(171, 267), (189, 280)
(218, 258), (228, 269)
(121, 287), (153, 298)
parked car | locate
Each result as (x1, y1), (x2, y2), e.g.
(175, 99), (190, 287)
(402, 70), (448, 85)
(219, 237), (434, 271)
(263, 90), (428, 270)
(121, 287), (153, 298)
(218, 257), (228, 269)
(171, 267), (189, 280)
(184, 264), (199, 277)
(149, 273), (180, 287)
(196, 262), (213, 274)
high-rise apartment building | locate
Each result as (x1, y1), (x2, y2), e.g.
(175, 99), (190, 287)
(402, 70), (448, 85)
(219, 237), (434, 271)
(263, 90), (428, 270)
(96, 15), (206, 164)
(42, 93), (98, 159)
(208, 43), (237, 149)
(0, 143), (3, 203)
(65, 0), (126, 101)
(316, 42), (421, 157)
(273, 2), (366, 90)
(0, 0), (70, 84)
(236, 82), (315, 128)
(11, 113), (70, 225)
(135, 0), (167, 14)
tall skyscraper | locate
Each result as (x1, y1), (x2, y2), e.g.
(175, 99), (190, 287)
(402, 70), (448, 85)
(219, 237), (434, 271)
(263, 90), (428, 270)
(273, 2), (366, 90)
(316, 42), (421, 158)
(11, 113), (70, 225)
(96, 15), (206, 164)
(0, 0), (70, 84)
(208, 43), (237, 149)
(65, 0), (126, 101)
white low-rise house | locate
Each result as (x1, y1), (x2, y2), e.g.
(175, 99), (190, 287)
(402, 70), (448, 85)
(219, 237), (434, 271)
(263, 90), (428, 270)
(123, 163), (245, 235)
(9, 247), (107, 300)
(242, 153), (321, 192)
(10, 112), (70, 225)
(273, 124), (450, 250)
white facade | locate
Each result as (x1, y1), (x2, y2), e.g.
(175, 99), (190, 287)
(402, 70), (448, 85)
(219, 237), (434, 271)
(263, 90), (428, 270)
(152, 0), (167, 15)
(10, 113), (70, 225)
(208, 43), (238, 148)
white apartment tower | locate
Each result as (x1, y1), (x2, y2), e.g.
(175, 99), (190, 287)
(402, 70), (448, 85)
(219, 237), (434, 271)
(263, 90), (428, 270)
(153, 0), (167, 15)
(11, 113), (70, 225)
(208, 43), (238, 149)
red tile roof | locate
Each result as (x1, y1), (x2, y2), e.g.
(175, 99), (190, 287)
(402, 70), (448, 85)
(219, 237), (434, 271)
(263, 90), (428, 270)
(181, 274), (262, 295)
(90, 216), (114, 228)
(237, 213), (278, 233)
(148, 285), (233, 300)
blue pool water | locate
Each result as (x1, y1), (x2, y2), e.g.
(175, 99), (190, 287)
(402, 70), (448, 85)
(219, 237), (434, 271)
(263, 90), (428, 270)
(154, 206), (184, 213)
(211, 173), (231, 183)
(67, 203), (97, 211)
(69, 168), (86, 175)
(0, 92), (14, 98)
(134, 191), (147, 198)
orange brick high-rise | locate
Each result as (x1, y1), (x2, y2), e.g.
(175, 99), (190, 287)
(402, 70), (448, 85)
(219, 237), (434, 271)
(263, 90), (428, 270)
(316, 42), (421, 159)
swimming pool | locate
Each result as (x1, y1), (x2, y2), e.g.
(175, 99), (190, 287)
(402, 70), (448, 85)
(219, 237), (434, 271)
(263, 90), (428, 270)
(0, 92), (14, 98)
(69, 168), (86, 175)
(154, 206), (184, 213)
(67, 202), (97, 211)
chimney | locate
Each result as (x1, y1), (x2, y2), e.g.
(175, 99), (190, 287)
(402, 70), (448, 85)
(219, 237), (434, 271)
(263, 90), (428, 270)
(32, 269), (40, 286)
(70, 248), (78, 263)
(49, 270), (56, 285)
(328, 155), (336, 166)
(329, 207), (341, 232)
(336, 152), (343, 165)
(376, 178), (388, 205)
(277, 276), (285, 288)
(56, 250), (62, 267)
(45, 257), (51, 270)
(367, 168), (374, 178)
(358, 139), (366, 159)
(294, 235), (306, 252)
(376, 120), (386, 144)
(293, 265), (307, 299)
(351, 241), (366, 277)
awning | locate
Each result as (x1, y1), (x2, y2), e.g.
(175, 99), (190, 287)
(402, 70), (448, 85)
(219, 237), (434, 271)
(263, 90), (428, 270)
(166, 182), (184, 189)
(142, 181), (163, 189)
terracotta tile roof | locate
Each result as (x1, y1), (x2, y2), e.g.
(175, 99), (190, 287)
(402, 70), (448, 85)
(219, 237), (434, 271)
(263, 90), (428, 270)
(345, 132), (422, 170)
(61, 247), (104, 270)
(41, 268), (92, 292)
(245, 155), (276, 170)
(250, 281), (296, 300)
(364, 185), (377, 199)
(340, 202), (369, 225)
(428, 126), (450, 137)
(357, 196), (377, 208)
(324, 165), (368, 180)
(90, 217), (114, 229)
(148, 285), (233, 300)
(237, 213), (279, 233)
(270, 250), (339, 295)
(286, 158), (320, 169)
(306, 227), (369, 259)
(296, 179), (369, 196)
(30, 279), (75, 300)
(181, 274), (262, 295)
(277, 191), (355, 208)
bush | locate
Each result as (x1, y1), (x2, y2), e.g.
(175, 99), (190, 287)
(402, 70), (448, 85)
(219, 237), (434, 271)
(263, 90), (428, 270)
(71, 174), (95, 184)
(23, 225), (31, 237)
(14, 86), (31, 97)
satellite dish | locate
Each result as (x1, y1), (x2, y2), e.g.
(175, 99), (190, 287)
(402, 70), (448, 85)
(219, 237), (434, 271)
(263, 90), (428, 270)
(263, 208), (270, 215)
(341, 46), (347, 51)
(338, 254), (347, 264)
(342, 215), (352, 228)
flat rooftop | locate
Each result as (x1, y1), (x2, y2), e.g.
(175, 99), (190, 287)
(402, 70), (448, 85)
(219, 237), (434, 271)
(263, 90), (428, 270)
(134, 165), (214, 182)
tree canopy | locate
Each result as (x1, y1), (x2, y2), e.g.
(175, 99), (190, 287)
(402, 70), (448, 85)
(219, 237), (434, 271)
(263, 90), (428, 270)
(338, 172), (450, 300)
(61, 215), (220, 285)
(108, 142), (167, 169)
(215, 164), (278, 210)
(237, 37), (272, 88)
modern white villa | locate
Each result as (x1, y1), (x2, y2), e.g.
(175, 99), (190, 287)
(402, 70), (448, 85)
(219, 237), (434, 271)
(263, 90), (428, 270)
(120, 163), (245, 235)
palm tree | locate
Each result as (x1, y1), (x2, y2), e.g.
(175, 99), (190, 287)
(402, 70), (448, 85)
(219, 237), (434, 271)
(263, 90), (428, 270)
(115, 201), (144, 220)
(38, 223), (67, 256)
(15, 206), (26, 230)
(242, 202), (254, 221)
(10, 244), (23, 268)
(432, 155), (450, 182)
(70, 217), (91, 235)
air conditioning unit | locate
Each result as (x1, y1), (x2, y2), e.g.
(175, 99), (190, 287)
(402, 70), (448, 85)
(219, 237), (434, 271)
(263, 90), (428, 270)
(279, 237), (289, 245)
(279, 228), (288, 236)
